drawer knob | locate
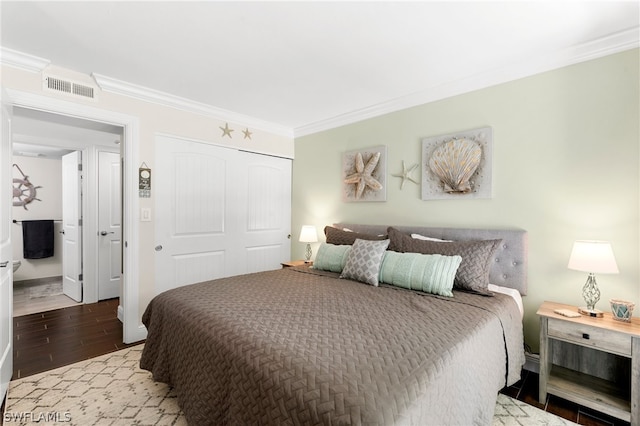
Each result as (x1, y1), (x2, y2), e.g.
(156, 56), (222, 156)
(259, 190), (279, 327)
(582, 333), (590, 340)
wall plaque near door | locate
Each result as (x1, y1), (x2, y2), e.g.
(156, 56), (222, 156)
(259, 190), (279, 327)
(139, 163), (151, 198)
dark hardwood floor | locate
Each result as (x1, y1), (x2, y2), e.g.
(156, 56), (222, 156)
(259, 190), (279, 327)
(12, 298), (141, 379)
(9, 299), (630, 425)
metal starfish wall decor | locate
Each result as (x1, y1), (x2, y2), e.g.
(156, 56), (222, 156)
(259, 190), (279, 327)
(220, 123), (234, 138)
(392, 161), (419, 189)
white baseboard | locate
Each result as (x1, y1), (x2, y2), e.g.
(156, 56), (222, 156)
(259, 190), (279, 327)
(524, 352), (540, 373)
(117, 305), (124, 323)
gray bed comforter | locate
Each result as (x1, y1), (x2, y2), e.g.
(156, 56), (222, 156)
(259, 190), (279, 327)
(140, 266), (525, 425)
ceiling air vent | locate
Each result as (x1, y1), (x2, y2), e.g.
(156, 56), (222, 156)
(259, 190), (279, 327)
(44, 76), (96, 100)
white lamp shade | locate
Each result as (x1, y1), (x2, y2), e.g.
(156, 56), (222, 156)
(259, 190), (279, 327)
(567, 240), (619, 274)
(298, 225), (318, 243)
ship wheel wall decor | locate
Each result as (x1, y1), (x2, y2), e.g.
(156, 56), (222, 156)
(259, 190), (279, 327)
(12, 164), (42, 210)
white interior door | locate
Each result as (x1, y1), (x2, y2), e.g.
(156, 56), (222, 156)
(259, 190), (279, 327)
(0, 92), (13, 403)
(238, 151), (291, 273)
(62, 151), (83, 302)
(97, 151), (121, 300)
(155, 135), (239, 294)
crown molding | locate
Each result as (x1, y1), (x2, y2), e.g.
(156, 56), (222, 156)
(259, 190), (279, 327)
(4, 24), (638, 140)
(0, 45), (293, 137)
(0, 46), (50, 73)
(92, 73), (293, 138)
(293, 27), (640, 137)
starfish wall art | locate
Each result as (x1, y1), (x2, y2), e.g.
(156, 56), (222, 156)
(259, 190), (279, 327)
(342, 145), (387, 202)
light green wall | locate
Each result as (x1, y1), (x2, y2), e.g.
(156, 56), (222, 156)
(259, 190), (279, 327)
(292, 49), (640, 352)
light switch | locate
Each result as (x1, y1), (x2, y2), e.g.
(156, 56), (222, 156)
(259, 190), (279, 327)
(141, 208), (151, 222)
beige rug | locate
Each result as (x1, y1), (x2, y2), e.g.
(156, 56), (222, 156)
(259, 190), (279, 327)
(4, 345), (575, 425)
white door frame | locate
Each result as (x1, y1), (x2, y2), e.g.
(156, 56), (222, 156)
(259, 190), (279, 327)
(5, 89), (144, 343)
(1, 90), (14, 407)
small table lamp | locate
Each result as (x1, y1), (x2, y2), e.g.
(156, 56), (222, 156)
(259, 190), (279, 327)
(298, 225), (318, 263)
(567, 240), (619, 317)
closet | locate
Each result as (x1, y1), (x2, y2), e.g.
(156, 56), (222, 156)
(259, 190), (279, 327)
(154, 134), (292, 294)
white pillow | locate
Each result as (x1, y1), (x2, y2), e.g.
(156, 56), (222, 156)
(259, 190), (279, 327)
(411, 233), (453, 242)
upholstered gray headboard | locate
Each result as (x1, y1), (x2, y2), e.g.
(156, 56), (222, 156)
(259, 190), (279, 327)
(334, 223), (528, 296)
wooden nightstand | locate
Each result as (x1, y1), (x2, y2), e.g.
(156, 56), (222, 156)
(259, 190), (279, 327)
(281, 260), (313, 268)
(538, 300), (640, 425)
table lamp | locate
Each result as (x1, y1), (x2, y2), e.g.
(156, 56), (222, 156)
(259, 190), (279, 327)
(299, 225), (318, 262)
(567, 240), (619, 317)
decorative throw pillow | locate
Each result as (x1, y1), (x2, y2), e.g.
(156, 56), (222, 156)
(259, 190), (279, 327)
(340, 238), (390, 286)
(379, 251), (462, 297)
(411, 233), (453, 242)
(387, 227), (501, 294)
(312, 243), (351, 273)
(324, 226), (387, 246)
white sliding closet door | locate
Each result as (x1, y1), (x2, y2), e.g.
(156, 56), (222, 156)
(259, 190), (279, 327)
(237, 151), (291, 273)
(155, 135), (291, 295)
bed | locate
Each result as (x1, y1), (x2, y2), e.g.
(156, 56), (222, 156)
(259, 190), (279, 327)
(140, 224), (527, 425)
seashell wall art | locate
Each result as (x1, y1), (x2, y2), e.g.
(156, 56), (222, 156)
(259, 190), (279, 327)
(421, 127), (492, 200)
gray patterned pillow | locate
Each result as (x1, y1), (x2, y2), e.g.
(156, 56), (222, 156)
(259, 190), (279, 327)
(387, 227), (501, 294)
(340, 238), (390, 286)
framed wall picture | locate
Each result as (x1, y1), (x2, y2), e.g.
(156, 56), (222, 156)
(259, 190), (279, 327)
(342, 145), (387, 202)
(421, 127), (492, 200)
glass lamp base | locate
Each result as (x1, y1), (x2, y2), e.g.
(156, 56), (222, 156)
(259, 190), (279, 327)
(578, 306), (604, 318)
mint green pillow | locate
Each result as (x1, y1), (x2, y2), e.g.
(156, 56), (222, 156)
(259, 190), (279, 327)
(379, 251), (462, 297)
(313, 243), (351, 273)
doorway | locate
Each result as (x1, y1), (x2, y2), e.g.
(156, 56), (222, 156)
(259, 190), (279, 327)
(4, 89), (142, 344)
(11, 107), (123, 315)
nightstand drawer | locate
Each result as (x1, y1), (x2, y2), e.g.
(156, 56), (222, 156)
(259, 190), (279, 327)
(548, 318), (632, 357)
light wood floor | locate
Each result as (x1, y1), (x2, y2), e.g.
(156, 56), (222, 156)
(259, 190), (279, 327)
(13, 278), (81, 317)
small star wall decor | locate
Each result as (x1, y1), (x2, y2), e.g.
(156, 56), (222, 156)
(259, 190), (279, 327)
(243, 128), (252, 140)
(220, 123), (234, 138)
(392, 161), (419, 189)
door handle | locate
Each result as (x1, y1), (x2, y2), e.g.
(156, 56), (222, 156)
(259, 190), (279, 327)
(155, 245), (163, 251)
(59, 230), (65, 235)
(100, 231), (115, 236)
(0, 261), (8, 268)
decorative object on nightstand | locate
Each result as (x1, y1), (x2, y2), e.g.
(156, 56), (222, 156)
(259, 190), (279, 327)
(298, 225), (318, 263)
(610, 299), (635, 322)
(567, 240), (619, 317)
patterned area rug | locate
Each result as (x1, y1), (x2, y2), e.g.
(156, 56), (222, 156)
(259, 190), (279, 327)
(28, 282), (64, 299)
(4, 345), (575, 425)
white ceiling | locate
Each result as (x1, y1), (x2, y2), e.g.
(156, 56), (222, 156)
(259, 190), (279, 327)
(1, 1), (639, 137)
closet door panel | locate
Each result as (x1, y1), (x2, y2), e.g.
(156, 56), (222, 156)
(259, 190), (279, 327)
(155, 136), (239, 294)
(238, 153), (292, 274)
